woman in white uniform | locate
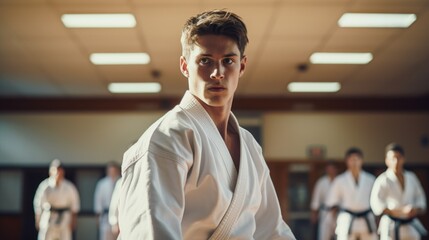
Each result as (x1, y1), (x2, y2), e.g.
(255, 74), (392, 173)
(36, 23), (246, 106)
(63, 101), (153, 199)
(370, 143), (427, 240)
(118, 10), (295, 240)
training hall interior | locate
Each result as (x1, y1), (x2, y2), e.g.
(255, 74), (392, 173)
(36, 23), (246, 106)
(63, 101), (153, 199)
(1, 0), (428, 239)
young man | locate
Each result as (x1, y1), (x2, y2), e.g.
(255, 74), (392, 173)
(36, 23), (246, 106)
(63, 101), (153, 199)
(118, 10), (295, 239)
(94, 162), (121, 240)
(326, 148), (377, 240)
(370, 143), (427, 240)
(33, 159), (80, 240)
(311, 161), (338, 240)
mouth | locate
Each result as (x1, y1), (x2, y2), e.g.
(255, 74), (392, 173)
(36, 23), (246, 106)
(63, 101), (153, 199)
(207, 86), (226, 92)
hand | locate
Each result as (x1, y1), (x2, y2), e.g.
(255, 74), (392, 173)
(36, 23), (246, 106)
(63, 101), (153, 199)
(311, 211), (318, 225)
(403, 205), (418, 218)
(111, 224), (120, 236)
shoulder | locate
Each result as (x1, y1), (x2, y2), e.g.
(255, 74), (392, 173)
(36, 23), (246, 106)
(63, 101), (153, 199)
(363, 171), (376, 180)
(122, 106), (198, 172)
(36, 178), (50, 192)
(63, 179), (78, 191)
(404, 170), (420, 182)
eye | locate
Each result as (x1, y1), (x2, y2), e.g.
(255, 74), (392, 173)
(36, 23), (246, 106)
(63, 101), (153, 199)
(199, 57), (211, 65)
(223, 58), (234, 65)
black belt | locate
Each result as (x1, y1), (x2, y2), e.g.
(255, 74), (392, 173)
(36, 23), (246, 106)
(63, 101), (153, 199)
(50, 207), (70, 225)
(387, 215), (427, 240)
(341, 209), (373, 235)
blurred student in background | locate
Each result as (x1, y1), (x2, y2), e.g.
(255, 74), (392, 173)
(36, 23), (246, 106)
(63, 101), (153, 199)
(326, 148), (377, 240)
(94, 162), (121, 240)
(33, 159), (80, 240)
(108, 177), (122, 237)
(311, 161), (338, 240)
(371, 143), (427, 240)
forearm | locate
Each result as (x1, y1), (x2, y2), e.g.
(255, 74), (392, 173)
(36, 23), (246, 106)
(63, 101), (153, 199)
(71, 213), (78, 230)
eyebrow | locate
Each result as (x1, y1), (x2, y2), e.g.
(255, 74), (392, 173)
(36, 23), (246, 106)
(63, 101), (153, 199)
(198, 53), (239, 57)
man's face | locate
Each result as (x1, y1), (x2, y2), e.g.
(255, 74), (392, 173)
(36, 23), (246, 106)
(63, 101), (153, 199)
(385, 150), (404, 172)
(180, 35), (247, 108)
(346, 153), (363, 172)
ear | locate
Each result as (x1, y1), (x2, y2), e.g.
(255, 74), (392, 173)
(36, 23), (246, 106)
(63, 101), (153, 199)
(239, 55), (247, 77)
(180, 56), (189, 78)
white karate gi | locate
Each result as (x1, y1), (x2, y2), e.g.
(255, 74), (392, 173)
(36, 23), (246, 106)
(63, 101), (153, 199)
(108, 177), (122, 236)
(311, 175), (336, 240)
(33, 178), (80, 240)
(118, 91), (295, 240)
(94, 176), (118, 240)
(326, 171), (377, 240)
(370, 169), (427, 240)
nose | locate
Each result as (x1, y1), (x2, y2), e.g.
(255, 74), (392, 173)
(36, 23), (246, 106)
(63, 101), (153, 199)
(210, 63), (224, 80)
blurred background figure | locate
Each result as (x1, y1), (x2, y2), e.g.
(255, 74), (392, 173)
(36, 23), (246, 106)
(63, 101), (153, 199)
(326, 148), (377, 240)
(371, 143), (427, 240)
(109, 177), (122, 238)
(33, 159), (80, 240)
(311, 161), (338, 240)
(94, 162), (121, 240)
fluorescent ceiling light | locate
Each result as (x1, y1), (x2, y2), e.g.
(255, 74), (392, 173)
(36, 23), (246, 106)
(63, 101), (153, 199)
(108, 82), (161, 93)
(90, 53), (150, 65)
(288, 82), (341, 93)
(310, 52), (373, 64)
(61, 14), (136, 28)
(338, 13), (417, 28)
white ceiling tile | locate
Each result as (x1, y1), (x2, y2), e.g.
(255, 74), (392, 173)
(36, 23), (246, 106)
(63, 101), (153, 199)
(0, 5), (68, 38)
(271, 4), (347, 38)
(71, 29), (143, 53)
(323, 28), (400, 52)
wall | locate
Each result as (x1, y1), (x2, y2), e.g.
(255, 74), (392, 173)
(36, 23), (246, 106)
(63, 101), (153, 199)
(0, 112), (164, 165)
(1, 111), (428, 165)
(263, 112), (429, 163)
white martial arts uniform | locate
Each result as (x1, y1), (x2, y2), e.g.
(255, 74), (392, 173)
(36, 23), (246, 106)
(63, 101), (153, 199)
(370, 169), (427, 240)
(326, 171), (377, 240)
(108, 177), (122, 236)
(118, 91), (295, 240)
(311, 175), (336, 240)
(33, 178), (80, 240)
(94, 176), (118, 240)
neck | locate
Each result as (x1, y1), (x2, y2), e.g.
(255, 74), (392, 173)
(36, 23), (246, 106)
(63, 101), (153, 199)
(350, 169), (360, 180)
(198, 100), (232, 140)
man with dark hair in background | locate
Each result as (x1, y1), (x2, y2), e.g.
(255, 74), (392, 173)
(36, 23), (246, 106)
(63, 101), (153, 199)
(326, 148), (377, 240)
(370, 143), (427, 240)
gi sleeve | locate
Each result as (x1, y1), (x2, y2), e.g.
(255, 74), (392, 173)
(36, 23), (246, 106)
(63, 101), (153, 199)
(411, 173), (426, 211)
(370, 175), (387, 216)
(94, 179), (103, 214)
(253, 168), (296, 240)
(311, 179), (323, 211)
(33, 180), (48, 216)
(70, 183), (80, 213)
(325, 177), (341, 208)
(119, 150), (188, 240)
(109, 177), (122, 226)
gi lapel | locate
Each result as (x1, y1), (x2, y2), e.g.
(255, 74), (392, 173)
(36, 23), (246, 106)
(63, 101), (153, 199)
(179, 92), (248, 239)
(209, 116), (248, 240)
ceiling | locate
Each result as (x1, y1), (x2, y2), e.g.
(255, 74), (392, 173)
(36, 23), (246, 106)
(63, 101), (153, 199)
(1, 0), (429, 99)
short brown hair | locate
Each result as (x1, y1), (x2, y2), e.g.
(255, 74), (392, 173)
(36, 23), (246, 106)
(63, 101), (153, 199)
(181, 10), (249, 59)
(345, 147), (363, 159)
